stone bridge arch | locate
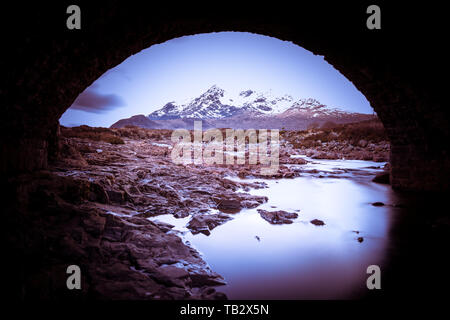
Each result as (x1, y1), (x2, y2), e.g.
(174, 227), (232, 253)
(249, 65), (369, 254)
(2, 2), (448, 191)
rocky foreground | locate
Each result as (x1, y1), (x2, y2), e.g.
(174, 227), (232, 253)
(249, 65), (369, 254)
(4, 123), (389, 300)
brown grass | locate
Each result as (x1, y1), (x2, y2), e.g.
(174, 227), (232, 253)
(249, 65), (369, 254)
(60, 125), (175, 144)
(282, 119), (388, 147)
(61, 125), (125, 144)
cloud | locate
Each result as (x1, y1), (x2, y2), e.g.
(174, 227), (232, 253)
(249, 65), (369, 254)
(98, 68), (132, 82)
(70, 88), (126, 114)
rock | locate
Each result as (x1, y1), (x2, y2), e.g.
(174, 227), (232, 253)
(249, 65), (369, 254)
(372, 202), (385, 206)
(189, 273), (226, 287)
(280, 156), (308, 165)
(282, 172), (296, 178)
(238, 169), (251, 178)
(153, 221), (174, 233)
(59, 140), (89, 167)
(306, 150), (315, 157)
(187, 214), (232, 235)
(197, 287), (228, 300)
(5, 173), (229, 299)
(82, 213), (106, 237)
(358, 139), (368, 148)
(240, 195), (267, 209)
(216, 199), (241, 213)
(158, 265), (190, 280)
(257, 209), (298, 224)
(312, 151), (339, 160)
(372, 172), (390, 184)
(361, 151), (373, 160)
(310, 219), (325, 226)
(343, 146), (354, 153)
(240, 200), (261, 209)
(373, 154), (388, 162)
(125, 185), (141, 195)
(88, 182), (109, 203)
(136, 170), (146, 179)
(106, 189), (126, 204)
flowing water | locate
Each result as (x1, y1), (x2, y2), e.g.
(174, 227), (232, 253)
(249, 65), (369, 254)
(152, 157), (403, 299)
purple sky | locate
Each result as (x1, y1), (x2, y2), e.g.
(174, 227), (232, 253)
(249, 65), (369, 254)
(60, 32), (373, 127)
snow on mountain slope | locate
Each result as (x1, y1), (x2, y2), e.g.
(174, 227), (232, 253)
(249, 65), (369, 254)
(112, 85), (375, 130)
(110, 85), (376, 130)
(148, 85), (302, 119)
(277, 98), (354, 119)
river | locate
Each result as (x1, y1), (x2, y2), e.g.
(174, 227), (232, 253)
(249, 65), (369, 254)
(151, 157), (404, 299)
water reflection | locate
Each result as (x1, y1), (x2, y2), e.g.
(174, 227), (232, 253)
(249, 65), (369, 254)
(153, 158), (401, 299)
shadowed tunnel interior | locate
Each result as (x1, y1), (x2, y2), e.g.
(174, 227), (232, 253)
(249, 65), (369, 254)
(1, 2), (449, 302)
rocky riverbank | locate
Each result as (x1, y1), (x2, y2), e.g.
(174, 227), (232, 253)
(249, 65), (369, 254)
(4, 123), (389, 300)
(281, 119), (390, 162)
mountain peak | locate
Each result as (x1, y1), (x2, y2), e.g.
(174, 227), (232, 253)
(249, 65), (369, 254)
(204, 85), (224, 96)
(147, 87), (355, 120)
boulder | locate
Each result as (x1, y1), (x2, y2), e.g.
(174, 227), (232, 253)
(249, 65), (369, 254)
(372, 172), (390, 184)
(358, 139), (368, 148)
(187, 214), (232, 235)
(310, 219), (325, 226)
(216, 199), (241, 213)
(257, 209), (298, 224)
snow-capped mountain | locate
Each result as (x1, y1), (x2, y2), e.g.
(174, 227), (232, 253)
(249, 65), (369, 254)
(112, 85), (375, 130)
(149, 85), (238, 119)
(277, 98), (355, 119)
(148, 85), (297, 120)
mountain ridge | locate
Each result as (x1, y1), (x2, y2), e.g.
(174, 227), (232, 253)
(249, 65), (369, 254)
(111, 85), (375, 130)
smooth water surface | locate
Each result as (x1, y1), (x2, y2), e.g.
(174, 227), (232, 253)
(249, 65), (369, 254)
(152, 158), (401, 299)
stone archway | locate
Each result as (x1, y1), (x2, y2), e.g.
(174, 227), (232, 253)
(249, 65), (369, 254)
(2, 2), (449, 191)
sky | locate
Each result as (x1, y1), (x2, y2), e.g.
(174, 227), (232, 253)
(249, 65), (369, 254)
(59, 32), (373, 128)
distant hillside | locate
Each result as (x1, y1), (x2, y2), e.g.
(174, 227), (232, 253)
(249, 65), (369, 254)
(110, 115), (163, 129)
